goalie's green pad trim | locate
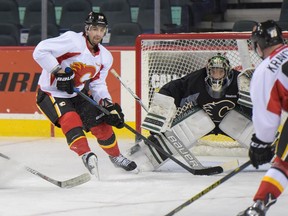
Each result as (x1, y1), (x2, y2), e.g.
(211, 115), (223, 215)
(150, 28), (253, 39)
(146, 112), (166, 120)
(143, 117), (164, 127)
(141, 113), (170, 133)
(141, 123), (162, 133)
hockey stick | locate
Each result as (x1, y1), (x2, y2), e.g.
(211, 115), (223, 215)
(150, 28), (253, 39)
(165, 160), (251, 216)
(74, 87), (227, 175)
(111, 69), (149, 112)
(110, 68), (145, 154)
(109, 69), (238, 172)
(0, 152), (91, 188)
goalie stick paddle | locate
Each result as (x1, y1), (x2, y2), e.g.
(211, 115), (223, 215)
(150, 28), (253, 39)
(0, 152), (91, 188)
(165, 160), (252, 216)
(109, 69), (238, 173)
(73, 88), (228, 176)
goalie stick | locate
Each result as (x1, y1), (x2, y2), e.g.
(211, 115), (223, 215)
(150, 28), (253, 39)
(109, 69), (238, 172)
(0, 152), (91, 188)
(74, 87), (233, 176)
(165, 160), (251, 216)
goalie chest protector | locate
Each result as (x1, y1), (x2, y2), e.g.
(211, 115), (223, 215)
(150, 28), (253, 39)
(159, 69), (241, 125)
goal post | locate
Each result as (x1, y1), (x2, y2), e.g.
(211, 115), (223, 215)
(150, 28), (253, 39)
(135, 32), (288, 156)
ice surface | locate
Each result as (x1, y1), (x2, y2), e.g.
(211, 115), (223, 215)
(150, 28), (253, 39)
(0, 137), (287, 216)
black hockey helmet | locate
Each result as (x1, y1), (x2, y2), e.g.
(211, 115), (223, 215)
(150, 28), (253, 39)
(205, 53), (232, 98)
(85, 12), (108, 27)
(251, 20), (284, 51)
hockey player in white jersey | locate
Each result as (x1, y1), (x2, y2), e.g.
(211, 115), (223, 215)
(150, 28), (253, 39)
(238, 20), (288, 216)
(33, 12), (137, 178)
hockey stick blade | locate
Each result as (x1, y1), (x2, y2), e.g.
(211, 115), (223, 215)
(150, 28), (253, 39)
(193, 159), (239, 175)
(0, 153), (91, 188)
(60, 173), (91, 188)
(165, 160), (251, 216)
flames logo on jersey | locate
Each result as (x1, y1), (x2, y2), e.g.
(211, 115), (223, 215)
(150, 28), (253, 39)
(70, 62), (97, 86)
(202, 100), (235, 123)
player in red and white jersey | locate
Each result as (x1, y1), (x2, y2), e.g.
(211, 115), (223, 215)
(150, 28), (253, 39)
(238, 20), (288, 216)
(33, 12), (138, 178)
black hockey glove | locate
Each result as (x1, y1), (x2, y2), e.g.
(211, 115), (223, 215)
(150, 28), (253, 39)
(249, 134), (275, 169)
(101, 98), (124, 129)
(55, 67), (75, 94)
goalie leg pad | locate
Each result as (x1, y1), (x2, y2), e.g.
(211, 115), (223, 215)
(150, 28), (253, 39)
(171, 108), (215, 149)
(219, 109), (253, 148)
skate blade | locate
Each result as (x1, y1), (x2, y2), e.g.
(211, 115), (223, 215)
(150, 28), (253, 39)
(130, 167), (140, 174)
(90, 161), (100, 180)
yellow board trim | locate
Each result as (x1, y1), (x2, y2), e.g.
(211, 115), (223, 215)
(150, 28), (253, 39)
(0, 119), (51, 137)
(0, 119), (135, 139)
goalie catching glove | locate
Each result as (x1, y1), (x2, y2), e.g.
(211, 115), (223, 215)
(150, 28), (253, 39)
(101, 98), (124, 129)
(249, 134), (275, 169)
(54, 66), (75, 94)
(141, 93), (177, 134)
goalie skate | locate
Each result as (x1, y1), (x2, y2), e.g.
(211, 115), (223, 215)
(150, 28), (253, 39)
(109, 154), (139, 173)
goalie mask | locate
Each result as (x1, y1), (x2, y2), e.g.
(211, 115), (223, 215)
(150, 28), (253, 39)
(251, 20), (284, 58)
(205, 54), (232, 99)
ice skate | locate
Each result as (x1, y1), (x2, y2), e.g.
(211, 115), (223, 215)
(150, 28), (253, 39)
(237, 193), (277, 216)
(109, 154), (139, 173)
(237, 200), (266, 216)
(82, 152), (99, 179)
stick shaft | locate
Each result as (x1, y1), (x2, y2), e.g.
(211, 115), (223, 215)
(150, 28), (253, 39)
(110, 69), (149, 112)
(165, 160), (251, 216)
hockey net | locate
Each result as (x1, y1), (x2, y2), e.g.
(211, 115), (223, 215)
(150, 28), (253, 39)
(135, 32), (287, 157)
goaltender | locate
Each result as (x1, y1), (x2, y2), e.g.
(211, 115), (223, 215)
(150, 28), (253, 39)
(141, 53), (253, 169)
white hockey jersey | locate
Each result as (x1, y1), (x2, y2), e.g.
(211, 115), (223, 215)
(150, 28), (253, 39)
(33, 31), (113, 103)
(251, 44), (288, 142)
